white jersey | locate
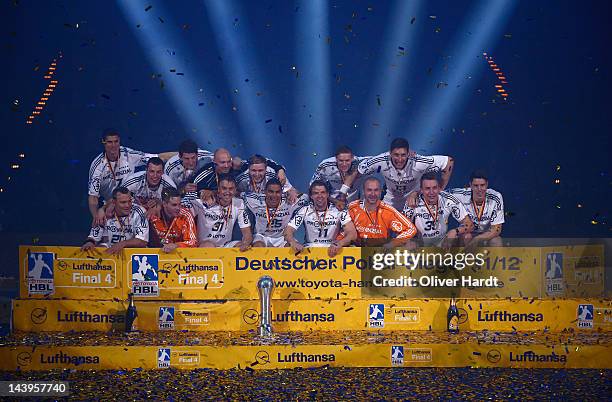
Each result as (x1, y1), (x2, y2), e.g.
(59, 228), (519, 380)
(191, 198), (250, 246)
(311, 156), (371, 202)
(450, 188), (504, 234)
(88, 146), (157, 201)
(358, 152), (448, 210)
(403, 192), (468, 246)
(288, 202), (352, 246)
(243, 193), (309, 239)
(235, 166), (293, 195)
(88, 204), (149, 245)
(122, 171), (176, 205)
(164, 149), (213, 188)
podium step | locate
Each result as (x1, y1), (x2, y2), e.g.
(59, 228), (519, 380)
(1, 330), (610, 370)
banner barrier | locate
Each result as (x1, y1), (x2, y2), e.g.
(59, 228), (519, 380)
(19, 245), (606, 300)
(13, 298), (611, 333)
(1, 343), (609, 371)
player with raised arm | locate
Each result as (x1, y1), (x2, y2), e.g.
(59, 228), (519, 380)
(122, 157), (176, 218)
(149, 188), (198, 253)
(285, 180), (357, 257)
(311, 145), (371, 209)
(164, 139), (213, 192)
(244, 178), (309, 248)
(81, 186), (149, 255)
(403, 172), (473, 248)
(235, 154), (298, 202)
(348, 177), (417, 248)
(189, 174), (252, 251)
(88, 129), (175, 227)
(358, 138), (454, 211)
(451, 170), (504, 247)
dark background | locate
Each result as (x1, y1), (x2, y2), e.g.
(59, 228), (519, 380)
(0, 1), (610, 276)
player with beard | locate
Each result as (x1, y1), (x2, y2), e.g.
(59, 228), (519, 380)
(358, 138), (453, 211)
(149, 188), (198, 253)
(285, 180), (357, 257)
(81, 186), (149, 255)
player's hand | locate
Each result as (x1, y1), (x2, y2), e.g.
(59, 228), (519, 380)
(105, 201), (116, 219)
(290, 241), (304, 255)
(105, 242), (126, 255)
(408, 150), (416, 158)
(81, 240), (96, 252)
(404, 239), (417, 251)
(146, 204), (161, 219)
(184, 183), (197, 193)
(200, 189), (215, 206)
(238, 240), (252, 252)
(277, 169), (287, 186)
(328, 243), (342, 258)
(343, 169), (358, 186)
(406, 191), (419, 208)
(92, 211), (106, 228)
(146, 199), (159, 209)
(162, 243), (179, 253)
(332, 195), (346, 211)
(286, 188), (298, 205)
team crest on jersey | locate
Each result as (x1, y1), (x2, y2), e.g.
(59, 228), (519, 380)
(577, 304), (594, 329)
(545, 253), (565, 296)
(391, 221), (403, 232)
(131, 254), (159, 297)
(391, 346), (404, 366)
(368, 304), (385, 328)
(26, 252), (54, 295)
(158, 307), (175, 330)
(157, 348), (171, 368)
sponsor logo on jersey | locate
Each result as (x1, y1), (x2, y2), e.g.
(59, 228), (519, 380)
(27, 252), (55, 295)
(391, 346), (404, 366)
(158, 307), (175, 330)
(577, 304), (594, 329)
(368, 304), (385, 328)
(131, 254), (159, 297)
(158, 348), (171, 368)
(545, 252), (565, 296)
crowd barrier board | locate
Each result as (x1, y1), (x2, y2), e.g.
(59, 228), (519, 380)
(13, 298), (611, 333)
(19, 245), (605, 300)
(1, 343), (609, 371)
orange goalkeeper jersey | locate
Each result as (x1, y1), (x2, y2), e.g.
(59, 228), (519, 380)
(149, 207), (198, 247)
(347, 199), (417, 241)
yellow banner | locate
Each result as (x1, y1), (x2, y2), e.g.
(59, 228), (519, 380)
(18, 245), (606, 300)
(1, 343), (609, 371)
(13, 298), (611, 333)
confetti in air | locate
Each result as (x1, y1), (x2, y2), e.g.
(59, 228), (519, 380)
(26, 52), (62, 125)
(483, 52), (509, 100)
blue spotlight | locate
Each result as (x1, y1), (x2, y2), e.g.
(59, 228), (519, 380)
(294, 0), (332, 166)
(117, 0), (228, 145)
(204, 0), (277, 155)
(361, 0), (423, 152)
(408, 0), (517, 151)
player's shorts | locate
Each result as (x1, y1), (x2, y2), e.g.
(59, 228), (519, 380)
(253, 234), (286, 247)
(383, 193), (409, 212)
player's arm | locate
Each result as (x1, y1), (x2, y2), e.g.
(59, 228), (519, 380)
(328, 221), (356, 258)
(285, 207), (305, 253)
(471, 224), (502, 242)
(238, 227), (253, 252)
(439, 156), (454, 190)
(88, 195), (106, 226)
(384, 211), (417, 249)
(174, 212), (198, 249)
(81, 225), (104, 251)
(106, 238), (148, 255)
(235, 202), (253, 252)
(447, 216), (474, 239)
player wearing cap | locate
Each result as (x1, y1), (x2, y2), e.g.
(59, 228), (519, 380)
(189, 174), (252, 251)
(451, 170), (504, 247)
(149, 188), (198, 253)
(243, 178), (309, 247)
(358, 138), (453, 211)
(285, 180), (357, 257)
(348, 177), (417, 248)
(403, 172), (473, 248)
(81, 186), (149, 255)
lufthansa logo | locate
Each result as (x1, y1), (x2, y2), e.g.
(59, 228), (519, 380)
(243, 309), (259, 325)
(458, 308), (468, 324)
(17, 352), (32, 366)
(254, 350), (270, 366)
(31, 308), (48, 324)
(57, 260), (68, 271)
(487, 349), (502, 363)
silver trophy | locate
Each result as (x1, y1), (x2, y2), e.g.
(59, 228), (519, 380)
(257, 275), (274, 337)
